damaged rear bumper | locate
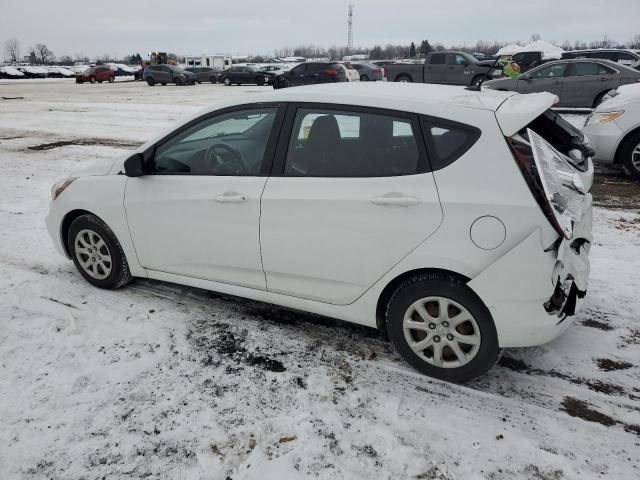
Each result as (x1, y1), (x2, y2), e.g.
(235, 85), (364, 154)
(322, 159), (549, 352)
(468, 195), (592, 348)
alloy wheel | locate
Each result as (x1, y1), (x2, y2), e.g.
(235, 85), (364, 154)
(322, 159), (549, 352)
(402, 296), (481, 368)
(74, 229), (112, 280)
(632, 143), (640, 171)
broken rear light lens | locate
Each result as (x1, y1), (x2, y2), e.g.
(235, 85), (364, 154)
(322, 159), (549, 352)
(507, 130), (586, 239)
(323, 69), (338, 76)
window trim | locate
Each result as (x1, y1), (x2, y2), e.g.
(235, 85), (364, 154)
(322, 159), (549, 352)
(420, 115), (481, 172)
(566, 61), (617, 77)
(270, 102), (432, 178)
(141, 102), (286, 177)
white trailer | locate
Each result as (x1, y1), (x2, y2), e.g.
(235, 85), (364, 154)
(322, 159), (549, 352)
(183, 55), (231, 70)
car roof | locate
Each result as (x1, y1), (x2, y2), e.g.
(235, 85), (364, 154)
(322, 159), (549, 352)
(241, 82), (521, 112)
(565, 48), (637, 54)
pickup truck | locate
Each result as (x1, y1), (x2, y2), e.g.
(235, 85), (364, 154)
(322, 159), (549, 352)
(384, 51), (500, 87)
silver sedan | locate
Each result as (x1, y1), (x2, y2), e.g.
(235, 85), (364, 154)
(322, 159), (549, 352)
(484, 59), (640, 108)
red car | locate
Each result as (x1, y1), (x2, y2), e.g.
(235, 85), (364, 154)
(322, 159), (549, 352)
(75, 66), (114, 84)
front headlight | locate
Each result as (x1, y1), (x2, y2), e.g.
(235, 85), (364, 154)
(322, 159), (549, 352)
(51, 178), (77, 200)
(584, 111), (624, 127)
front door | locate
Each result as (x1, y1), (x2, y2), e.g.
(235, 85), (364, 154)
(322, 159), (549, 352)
(444, 53), (471, 85)
(260, 105), (443, 305)
(426, 53), (447, 83)
(124, 105), (281, 289)
(517, 62), (567, 104)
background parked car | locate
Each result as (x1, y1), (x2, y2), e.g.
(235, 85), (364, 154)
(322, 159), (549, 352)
(562, 49), (640, 67)
(510, 51), (548, 73)
(484, 59), (640, 108)
(260, 65), (287, 75)
(352, 62), (383, 81)
(76, 66), (114, 84)
(582, 83), (640, 180)
(272, 62), (356, 88)
(218, 65), (275, 86)
(17, 65), (48, 78)
(384, 51), (500, 86)
(0, 66), (25, 79)
(143, 65), (194, 86)
(185, 67), (220, 84)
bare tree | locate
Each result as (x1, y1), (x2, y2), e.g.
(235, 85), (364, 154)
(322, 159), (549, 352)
(629, 34), (640, 49)
(4, 38), (20, 63)
(58, 55), (74, 65)
(530, 33), (541, 42)
(34, 43), (54, 64)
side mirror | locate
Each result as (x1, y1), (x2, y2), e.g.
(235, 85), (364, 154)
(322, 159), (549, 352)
(522, 73), (531, 81)
(124, 152), (145, 177)
(462, 61), (469, 67)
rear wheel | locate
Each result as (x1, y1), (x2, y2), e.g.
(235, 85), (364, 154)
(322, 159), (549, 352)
(68, 214), (132, 289)
(593, 91), (608, 108)
(174, 76), (184, 86)
(146, 77), (155, 86)
(161, 82), (167, 86)
(386, 274), (499, 382)
(360, 74), (369, 81)
(108, 76), (114, 83)
(90, 76), (96, 84)
(619, 131), (640, 181)
(255, 76), (265, 86)
(210, 76), (218, 84)
(223, 77), (231, 86)
(395, 75), (412, 83)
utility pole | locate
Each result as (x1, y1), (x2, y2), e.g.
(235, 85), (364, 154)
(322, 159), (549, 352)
(347, 4), (354, 53)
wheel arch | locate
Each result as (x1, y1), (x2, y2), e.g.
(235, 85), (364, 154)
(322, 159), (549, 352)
(61, 209), (101, 257)
(375, 268), (471, 329)
(613, 125), (640, 164)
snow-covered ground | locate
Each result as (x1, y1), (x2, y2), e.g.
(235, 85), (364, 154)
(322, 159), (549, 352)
(0, 79), (639, 480)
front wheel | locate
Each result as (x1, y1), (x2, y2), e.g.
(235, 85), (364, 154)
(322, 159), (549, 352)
(360, 74), (369, 81)
(472, 75), (489, 87)
(386, 274), (499, 382)
(395, 75), (412, 83)
(619, 131), (640, 181)
(108, 76), (114, 83)
(68, 214), (133, 289)
(210, 76), (218, 84)
(255, 76), (265, 86)
(174, 76), (184, 86)
(146, 77), (155, 86)
(223, 77), (231, 86)
(90, 76), (96, 84)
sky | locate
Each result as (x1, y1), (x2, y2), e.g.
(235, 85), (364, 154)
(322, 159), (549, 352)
(1, 0), (639, 59)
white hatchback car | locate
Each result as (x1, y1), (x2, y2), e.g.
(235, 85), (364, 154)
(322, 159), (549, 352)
(46, 83), (593, 382)
(582, 83), (640, 180)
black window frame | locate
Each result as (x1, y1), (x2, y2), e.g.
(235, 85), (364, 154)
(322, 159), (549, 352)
(430, 53), (446, 65)
(140, 102), (286, 177)
(421, 116), (481, 171)
(270, 102), (432, 178)
(566, 61), (616, 77)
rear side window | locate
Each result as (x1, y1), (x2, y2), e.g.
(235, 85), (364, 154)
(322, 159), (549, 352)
(422, 118), (480, 171)
(284, 108), (425, 177)
(570, 62), (613, 76)
(430, 53), (446, 65)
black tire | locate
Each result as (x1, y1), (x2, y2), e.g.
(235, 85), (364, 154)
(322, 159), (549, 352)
(395, 75), (412, 83)
(90, 76), (96, 84)
(360, 74), (369, 81)
(174, 76), (184, 86)
(386, 274), (499, 382)
(68, 214), (133, 289)
(223, 77), (231, 86)
(77, 79), (84, 84)
(472, 75), (489, 87)
(210, 76), (218, 84)
(255, 76), (265, 86)
(161, 82), (167, 86)
(108, 76), (114, 83)
(593, 91), (608, 108)
(619, 130), (640, 181)
(146, 77), (155, 86)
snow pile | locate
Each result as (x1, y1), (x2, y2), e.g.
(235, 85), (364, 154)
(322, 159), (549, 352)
(47, 66), (75, 77)
(18, 65), (49, 75)
(0, 66), (25, 77)
(616, 82), (640, 97)
(497, 40), (565, 59)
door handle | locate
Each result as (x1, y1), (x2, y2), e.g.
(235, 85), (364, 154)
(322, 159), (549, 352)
(371, 194), (422, 207)
(599, 77), (608, 81)
(215, 192), (248, 204)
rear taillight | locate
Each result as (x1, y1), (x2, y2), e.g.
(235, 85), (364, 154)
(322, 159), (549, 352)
(323, 69), (338, 76)
(507, 130), (586, 240)
(372, 68), (381, 73)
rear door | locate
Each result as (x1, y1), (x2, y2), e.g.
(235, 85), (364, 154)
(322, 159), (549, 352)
(516, 63), (567, 103)
(287, 64), (307, 86)
(426, 53), (447, 83)
(260, 104), (443, 305)
(562, 62), (618, 107)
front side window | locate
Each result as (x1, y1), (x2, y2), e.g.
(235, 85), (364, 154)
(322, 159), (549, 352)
(284, 108), (424, 177)
(529, 63), (567, 78)
(447, 54), (467, 65)
(149, 108), (277, 175)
